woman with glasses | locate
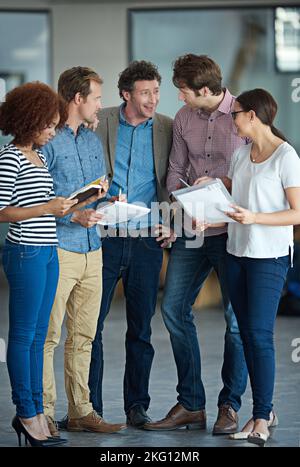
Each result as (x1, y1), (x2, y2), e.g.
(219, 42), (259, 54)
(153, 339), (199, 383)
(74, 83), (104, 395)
(0, 82), (78, 446)
(224, 88), (300, 446)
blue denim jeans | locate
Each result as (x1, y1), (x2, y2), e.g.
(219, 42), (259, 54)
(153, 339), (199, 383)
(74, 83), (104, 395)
(2, 241), (59, 418)
(89, 236), (163, 415)
(225, 253), (290, 420)
(161, 233), (248, 412)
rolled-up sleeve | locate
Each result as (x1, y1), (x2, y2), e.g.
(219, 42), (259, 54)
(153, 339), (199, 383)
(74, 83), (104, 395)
(166, 113), (189, 194)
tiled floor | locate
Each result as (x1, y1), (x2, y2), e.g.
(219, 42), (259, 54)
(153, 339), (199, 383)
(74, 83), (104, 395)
(0, 266), (299, 448)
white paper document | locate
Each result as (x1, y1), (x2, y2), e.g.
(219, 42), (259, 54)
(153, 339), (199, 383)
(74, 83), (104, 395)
(96, 201), (150, 225)
(172, 178), (236, 223)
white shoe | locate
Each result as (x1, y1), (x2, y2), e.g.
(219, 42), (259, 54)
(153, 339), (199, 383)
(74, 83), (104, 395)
(229, 411), (278, 441)
(248, 431), (269, 446)
(267, 412), (278, 427)
(229, 431), (251, 440)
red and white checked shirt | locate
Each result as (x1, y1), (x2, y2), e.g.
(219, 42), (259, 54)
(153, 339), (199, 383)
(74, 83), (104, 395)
(167, 88), (248, 236)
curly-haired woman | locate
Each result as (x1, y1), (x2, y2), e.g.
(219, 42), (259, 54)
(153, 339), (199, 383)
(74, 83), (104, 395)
(0, 82), (78, 446)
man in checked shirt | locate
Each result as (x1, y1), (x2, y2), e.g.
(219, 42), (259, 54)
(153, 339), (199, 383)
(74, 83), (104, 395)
(144, 54), (249, 435)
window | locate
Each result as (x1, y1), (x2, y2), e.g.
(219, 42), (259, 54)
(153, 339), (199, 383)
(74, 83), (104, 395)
(0, 10), (51, 145)
(129, 6), (300, 153)
(275, 7), (300, 72)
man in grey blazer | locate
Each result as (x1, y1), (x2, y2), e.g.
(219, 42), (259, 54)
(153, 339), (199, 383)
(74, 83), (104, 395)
(88, 61), (173, 428)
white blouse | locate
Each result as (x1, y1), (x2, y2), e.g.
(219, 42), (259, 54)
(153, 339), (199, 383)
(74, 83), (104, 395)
(227, 142), (300, 259)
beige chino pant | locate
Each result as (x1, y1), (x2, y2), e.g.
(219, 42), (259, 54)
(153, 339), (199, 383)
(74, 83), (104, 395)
(43, 248), (102, 419)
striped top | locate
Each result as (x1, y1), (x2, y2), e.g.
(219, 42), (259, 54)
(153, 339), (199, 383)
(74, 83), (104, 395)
(0, 143), (58, 245)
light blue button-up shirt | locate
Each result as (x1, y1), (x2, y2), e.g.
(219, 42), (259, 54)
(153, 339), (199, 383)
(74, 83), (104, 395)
(108, 105), (158, 229)
(42, 125), (106, 253)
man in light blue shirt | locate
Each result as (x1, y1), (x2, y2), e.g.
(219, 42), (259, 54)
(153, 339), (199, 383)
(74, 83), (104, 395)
(44, 124), (105, 251)
(89, 61), (173, 428)
(42, 67), (125, 436)
(108, 105), (159, 229)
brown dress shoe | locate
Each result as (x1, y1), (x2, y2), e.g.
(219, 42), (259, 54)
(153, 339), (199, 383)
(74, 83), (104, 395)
(212, 404), (238, 435)
(46, 415), (60, 438)
(67, 410), (126, 433)
(143, 403), (206, 431)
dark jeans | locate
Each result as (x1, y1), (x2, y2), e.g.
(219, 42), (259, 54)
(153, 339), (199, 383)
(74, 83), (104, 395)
(89, 236), (163, 415)
(2, 241), (59, 418)
(225, 253), (290, 420)
(161, 233), (248, 412)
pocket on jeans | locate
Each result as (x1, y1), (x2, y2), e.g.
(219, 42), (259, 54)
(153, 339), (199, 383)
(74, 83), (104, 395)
(20, 245), (41, 259)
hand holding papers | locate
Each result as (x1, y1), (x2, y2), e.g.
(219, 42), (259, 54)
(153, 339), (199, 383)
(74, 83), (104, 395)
(172, 178), (236, 223)
(96, 201), (150, 225)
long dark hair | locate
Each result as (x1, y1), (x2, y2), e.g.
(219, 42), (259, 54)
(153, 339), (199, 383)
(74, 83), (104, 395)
(236, 88), (287, 142)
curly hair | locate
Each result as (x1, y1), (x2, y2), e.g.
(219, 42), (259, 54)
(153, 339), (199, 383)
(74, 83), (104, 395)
(173, 54), (222, 96)
(118, 60), (161, 101)
(0, 81), (68, 145)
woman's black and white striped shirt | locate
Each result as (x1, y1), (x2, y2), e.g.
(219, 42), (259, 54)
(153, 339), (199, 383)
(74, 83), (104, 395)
(0, 143), (58, 245)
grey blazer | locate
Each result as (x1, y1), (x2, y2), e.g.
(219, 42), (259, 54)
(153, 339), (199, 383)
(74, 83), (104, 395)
(96, 106), (173, 204)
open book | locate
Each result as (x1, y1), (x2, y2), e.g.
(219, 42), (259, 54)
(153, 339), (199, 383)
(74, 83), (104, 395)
(172, 178), (236, 223)
(68, 175), (106, 203)
(96, 201), (150, 225)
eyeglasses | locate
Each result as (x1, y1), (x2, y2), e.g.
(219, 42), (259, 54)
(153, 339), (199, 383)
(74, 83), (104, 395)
(231, 110), (246, 120)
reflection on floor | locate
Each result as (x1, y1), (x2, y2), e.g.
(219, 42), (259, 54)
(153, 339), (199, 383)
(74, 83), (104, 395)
(0, 267), (299, 447)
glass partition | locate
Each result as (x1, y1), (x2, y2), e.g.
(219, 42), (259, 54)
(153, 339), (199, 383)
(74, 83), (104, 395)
(130, 6), (300, 152)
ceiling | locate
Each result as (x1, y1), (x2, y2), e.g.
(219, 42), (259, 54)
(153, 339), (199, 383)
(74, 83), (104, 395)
(30, 0), (300, 4)
(0, 0), (299, 8)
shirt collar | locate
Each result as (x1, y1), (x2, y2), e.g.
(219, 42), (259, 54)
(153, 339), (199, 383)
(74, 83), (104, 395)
(217, 88), (235, 114)
(64, 123), (86, 136)
(197, 88), (234, 117)
(119, 103), (153, 128)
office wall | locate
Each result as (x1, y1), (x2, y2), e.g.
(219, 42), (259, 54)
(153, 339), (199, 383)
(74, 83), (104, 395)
(2, 0), (299, 106)
(51, 2), (127, 107)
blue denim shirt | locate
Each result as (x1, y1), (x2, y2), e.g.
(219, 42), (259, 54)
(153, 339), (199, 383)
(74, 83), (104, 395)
(108, 105), (158, 229)
(42, 125), (106, 253)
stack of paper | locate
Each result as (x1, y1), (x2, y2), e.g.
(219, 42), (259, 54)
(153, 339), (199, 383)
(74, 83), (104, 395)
(96, 201), (150, 225)
(172, 178), (236, 223)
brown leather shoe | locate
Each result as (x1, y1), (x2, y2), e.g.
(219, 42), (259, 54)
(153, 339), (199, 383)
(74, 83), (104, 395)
(212, 404), (238, 435)
(67, 410), (126, 433)
(46, 415), (60, 438)
(143, 403), (206, 431)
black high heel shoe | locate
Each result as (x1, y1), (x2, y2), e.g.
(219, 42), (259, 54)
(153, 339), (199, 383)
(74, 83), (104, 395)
(12, 416), (65, 447)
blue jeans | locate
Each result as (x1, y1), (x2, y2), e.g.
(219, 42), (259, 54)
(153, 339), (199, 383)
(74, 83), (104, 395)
(161, 233), (248, 412)
(225, 253), (290, 420)
(2, 241), (59, 418)
(89, 236), (163, 415)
